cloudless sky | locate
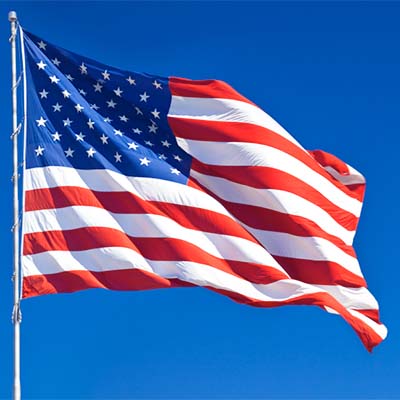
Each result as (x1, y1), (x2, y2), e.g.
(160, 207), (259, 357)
(0, 1), (399, 399)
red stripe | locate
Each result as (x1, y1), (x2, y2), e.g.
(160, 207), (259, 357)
(23, 270), (383, 351)
(208, 287), (383, 352)
(23, 269), (193, 298)
(190, 166), (357, 254)
(191, 159), (358, 232)
(25, 186), (364, 288)
(272, 256), (366, 288)
(309, 150), (350, 175)
(169, 77), (255, 105)
(309, 150), (365, 201)
(23, 227), (289, 285)
(26, 174), (359, 252)
(25, 224), (364, 288)
(25, 183), (356, 252)
(188, 177), (366, 288)
(168, 117), (364, 202)
(25, 186), (259, 245)
(346, 184), (365, 199)
(356, 309), (381, 324)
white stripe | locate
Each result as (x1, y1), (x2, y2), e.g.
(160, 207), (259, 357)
(246, 228), (363, 278)
(25, 167), (356, 244)
(323, 165), (366, 186)
(169, 95), (302, 147)
(24, 206), (287, 274)
(347, 309), (387, 340)
(191, 170), (356, 245)
(21, 249), (318, 301)
(24, 168), (384, 338)
(23, 247), (153, 276)
(20, 249), (333, 305)
(315, 285), (378, 310)
(25, 166), (231, 217)
(22, 248), (381, 327)
(25, 166), (361, 277)
(24, 202), (362, 279)
(181, 139), (362, 218)
(347, 164), (366, 182)
(170, 96), (365, 189)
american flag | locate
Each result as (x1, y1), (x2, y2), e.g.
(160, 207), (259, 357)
(21, 28), (386, 351)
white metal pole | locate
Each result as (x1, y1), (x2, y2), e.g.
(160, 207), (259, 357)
(9, 10), (21, 400)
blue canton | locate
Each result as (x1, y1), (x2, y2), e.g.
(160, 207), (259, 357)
(23, 30), (191, 184)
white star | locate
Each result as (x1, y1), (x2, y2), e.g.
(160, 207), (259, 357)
(52, 132), (62, 141)
(51, 57), (61, 66)
(64, 147), (74, 157)
(79, 63), (88, 74)
(63, 118), (73, 127)
(47, 76), (59, 86)
(102, 70), (110, 80)
(36, 60), (47, 70)
(90, 103), (100, 110)
(86, 147), (96, 158)
(104, 117), (112, 123)
(49, 76), (59, 86)
(52, 102), (62, 112)
(128, 142), (139, 150)
(39, 89), (49, 99)
(152, 80), (162, 89)
(151, 109), (160, 119)
(114, 152), (122, 162)
(107, 99), (117, 108)
(140, 157), (151, 166)
(87, 119), (95, 129)
(170, 168), (180, 175)
(134, 107), (143, 115)
(36, 116), (47, 127)
(35, 145), (45, 156)
(79, 89), (87, 96)
(173, 155), (182, 162)
(126, 76), (136, 85)
(114, 87), (123, 97)
(114, 129), (123, 136)
(145, 140), (154, 147)
(119, 115), (129, 122)
(66, 74), (75, 81)
(75, 132), (85, 141)
(93, 82), (103, 92)
(75, 103), (84, 112)
(62, 90), (71, 98)
(158, 154), (167, 160)
(132, 128), (142, 134)
(148, 124), (158, 134)
(37, 40), (47, 50)
(100, 134), (109, 144)
(139, 92), (150, 102)
(161, 140), (171, 148)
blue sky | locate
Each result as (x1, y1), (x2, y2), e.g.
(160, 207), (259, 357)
(0, 1), (399, 398)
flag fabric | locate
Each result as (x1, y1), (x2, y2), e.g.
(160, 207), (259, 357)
(20, 28), (387, 351)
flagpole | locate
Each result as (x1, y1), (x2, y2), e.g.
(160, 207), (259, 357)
(9, 10), (21, 400)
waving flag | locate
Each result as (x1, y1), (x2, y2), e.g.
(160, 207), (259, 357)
(20, 28), (387, 351)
